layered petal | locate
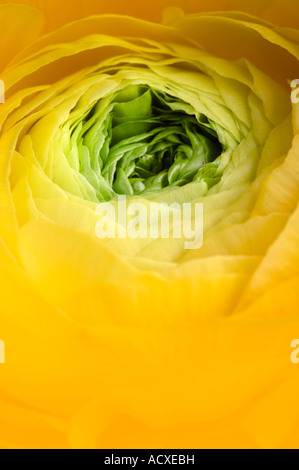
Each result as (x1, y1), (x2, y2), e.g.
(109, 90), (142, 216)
(0, 5), (299, 450)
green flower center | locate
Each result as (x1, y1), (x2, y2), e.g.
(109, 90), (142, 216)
(67, 85), (225, 202)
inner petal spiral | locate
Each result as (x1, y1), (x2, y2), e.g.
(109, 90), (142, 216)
(65, 84), (226, 202)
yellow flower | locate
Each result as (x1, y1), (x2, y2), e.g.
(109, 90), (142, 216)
(0, 0), (299, 449)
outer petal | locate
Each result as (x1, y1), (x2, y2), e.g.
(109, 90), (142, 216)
(0, 3), (44, 71)
(3, 0), (299, 31)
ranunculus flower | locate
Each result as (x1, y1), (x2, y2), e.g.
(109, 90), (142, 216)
(0, 0), (299, 449)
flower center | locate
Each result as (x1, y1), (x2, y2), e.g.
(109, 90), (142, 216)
(66, 84), (226, 202)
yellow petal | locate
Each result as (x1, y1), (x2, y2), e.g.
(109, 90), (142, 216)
(0, 3), (44, 71)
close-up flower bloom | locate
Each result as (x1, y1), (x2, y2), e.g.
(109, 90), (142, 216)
(0, 0), (299, 449)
